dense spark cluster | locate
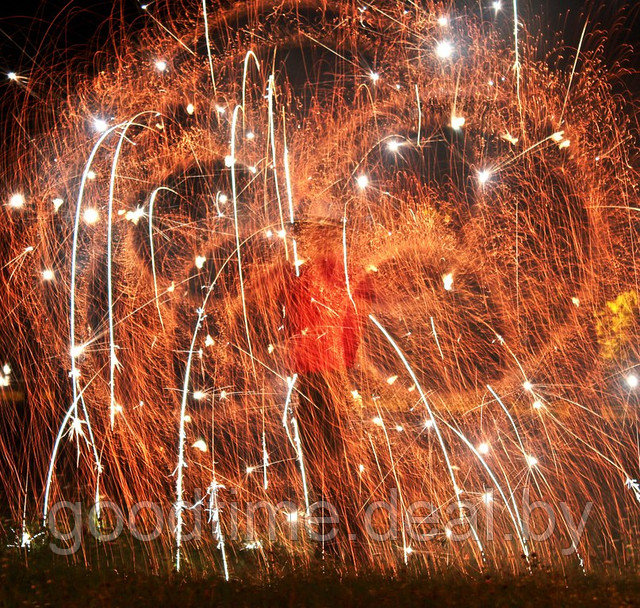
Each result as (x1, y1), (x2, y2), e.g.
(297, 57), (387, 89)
(0, 0), (639, 578)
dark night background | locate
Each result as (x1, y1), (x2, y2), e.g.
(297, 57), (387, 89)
(0, 0), (637, 82)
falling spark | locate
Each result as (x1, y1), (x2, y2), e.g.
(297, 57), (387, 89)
(451, 115), (465, 130)
(2, 0), (638, 580)
(356, 174), (369, 189)
(83, 208), (100, 225)
(8, 193), (25, 209)
(93, 118), (108, 133)
(435, 41), (454, 59)
(477, 170), (491, 184)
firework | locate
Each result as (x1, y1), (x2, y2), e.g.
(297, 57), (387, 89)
(1, 0), (639, 578)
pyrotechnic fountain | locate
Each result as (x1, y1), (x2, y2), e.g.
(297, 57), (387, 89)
(0, 0), (638, 578)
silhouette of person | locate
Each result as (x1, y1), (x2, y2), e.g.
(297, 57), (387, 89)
(283, 219), (374, 553)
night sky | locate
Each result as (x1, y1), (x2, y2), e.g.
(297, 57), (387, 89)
(0, 0), (638, 78)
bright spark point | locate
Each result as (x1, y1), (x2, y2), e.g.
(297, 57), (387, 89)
(42, 269), (55, 282)
(451, 115), (465, 130)
(215, 105), (226, 114)
(526, 455), (539, 467)
(245, 541), (262, 550)
(626, 374), (639, 389)
(125, 206), (146, 224)
(93, 118), (108, 133)
(533, 400), (544, 410)
(369, 72), (380, 83)
(195, 255), (206, 269)
(523, 381), (533, 392)
(53, 198), (64, 212)
(477, 442), (490, 455)
(443, 272), (454, 291)
(186, 103), (195, 115)
(387, 140), (402, 152)
(477, 170), (491, 184)
(71, 344), (85, 359)
(191, 439), (207, 452)
(8, 193), (25, 209)
(218, 193), (228, 203)
(7, 72), (18, 81)
(435, 40), (454, 59)
(356, 175), (369, 189)
(286, 511), (298, 523)
(387, 375), (398, 384)
(193, 390), (206, 400)
(246, 131), (255, 140)
(492, 1), (502, 11)
(224, 155), (235, 167)
(372, 416), (384, 427)
(86, 170), (96, 180)
(424, 419), (435, 429)
(483, 492), (493, 504)
(437, 16), (448, 27)
(83, 208), (100, 225)
(155, 60), (168, 72)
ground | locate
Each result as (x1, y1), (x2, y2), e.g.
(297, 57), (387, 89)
(2, 551), (640, 607)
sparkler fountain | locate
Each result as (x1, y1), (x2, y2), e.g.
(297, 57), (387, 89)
(0, 0), (639, 578)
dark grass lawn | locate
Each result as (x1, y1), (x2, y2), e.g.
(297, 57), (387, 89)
(2, 552), (640, 608)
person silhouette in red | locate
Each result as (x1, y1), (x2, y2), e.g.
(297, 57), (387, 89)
(283, 219), (374, 553)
